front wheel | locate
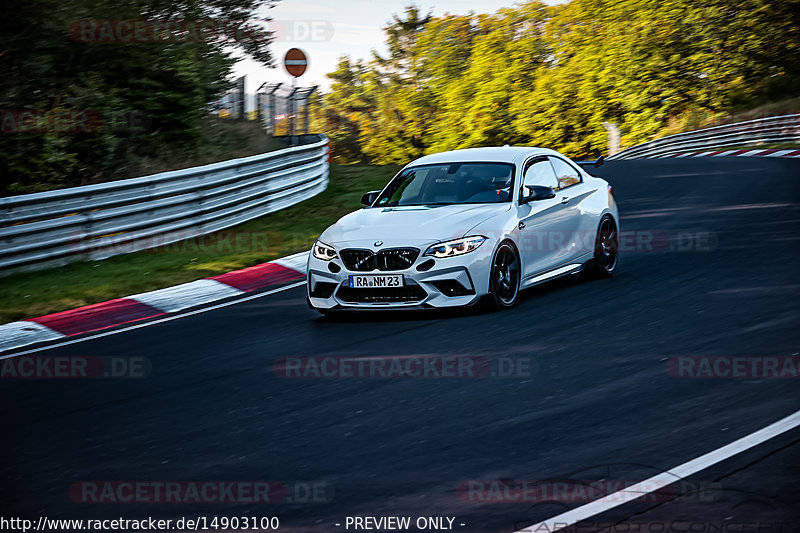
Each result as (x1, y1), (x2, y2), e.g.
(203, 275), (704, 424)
(488, 242), (521, 309)
(585, 216), (618, 279)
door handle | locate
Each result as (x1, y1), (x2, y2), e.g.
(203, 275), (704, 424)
(561, 196), (569, 204)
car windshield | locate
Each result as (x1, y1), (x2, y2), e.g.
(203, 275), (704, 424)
(374, 162), (514, 206)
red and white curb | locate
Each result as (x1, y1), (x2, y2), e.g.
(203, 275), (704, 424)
(654, 148), (800, 159)
(0, 251), (309, 354)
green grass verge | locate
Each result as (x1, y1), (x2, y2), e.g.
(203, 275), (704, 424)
(0, 164), (400, 324)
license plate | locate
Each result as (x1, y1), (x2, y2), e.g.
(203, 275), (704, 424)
(349, 274), (404, 288)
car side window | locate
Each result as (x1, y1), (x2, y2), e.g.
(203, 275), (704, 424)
(549, 156), (582, 190)
(521, 158), (558, 198)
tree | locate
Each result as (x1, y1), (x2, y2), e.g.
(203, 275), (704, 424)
(314, 0), (800, 163)
(0, 0), (279, 194)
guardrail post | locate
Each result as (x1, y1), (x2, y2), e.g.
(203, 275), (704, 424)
(602, 122), (620, 156)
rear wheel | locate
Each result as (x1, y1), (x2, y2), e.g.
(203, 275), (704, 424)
(488, 242), (521, 309)
(586, 216), (618, 279)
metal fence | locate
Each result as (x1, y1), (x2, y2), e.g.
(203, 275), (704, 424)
(212, 76), (247, 119)
(608, 114), (800, 159)
(257, 83), (317, 139)
(0, 135), (329, 274)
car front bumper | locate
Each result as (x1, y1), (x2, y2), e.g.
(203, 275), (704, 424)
(307, 240), (495, 310)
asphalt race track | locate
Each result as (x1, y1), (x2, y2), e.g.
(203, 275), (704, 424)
(2, 157), (799, 532)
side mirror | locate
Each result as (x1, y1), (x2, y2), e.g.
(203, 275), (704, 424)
(594, 156), (605, 168)
(361, 190), (381, 206)
(521, 185), (556, 204)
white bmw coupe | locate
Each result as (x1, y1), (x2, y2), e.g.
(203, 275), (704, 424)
(307, 146), (618, 313)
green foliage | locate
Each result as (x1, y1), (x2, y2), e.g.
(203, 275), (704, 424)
(0, 0), (278, 195)
(314, 0), (800, 162)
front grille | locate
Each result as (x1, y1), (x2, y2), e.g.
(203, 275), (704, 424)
(336, 284), (427, 303)
(339, 249), (375, 271)
(376, 248), (419, 270)
(339, 248), (419, 272)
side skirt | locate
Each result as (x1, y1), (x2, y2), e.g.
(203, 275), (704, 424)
(521, 260), (589, 289)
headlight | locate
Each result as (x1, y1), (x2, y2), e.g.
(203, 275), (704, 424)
(313, 240), (337, 261)
(424, 236), (487, 258)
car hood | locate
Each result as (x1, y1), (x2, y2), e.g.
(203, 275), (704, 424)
(320, 203), (511, 246)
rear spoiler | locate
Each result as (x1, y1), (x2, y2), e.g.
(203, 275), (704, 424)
(576, 156), (604, 168)
(576, 156), (604, 175)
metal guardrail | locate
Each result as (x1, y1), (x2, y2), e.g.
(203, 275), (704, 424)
(0, 135), (329, 274)
(608, 114), (800, 159)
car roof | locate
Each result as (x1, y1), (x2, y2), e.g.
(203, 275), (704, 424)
(406, 146), (563, 167)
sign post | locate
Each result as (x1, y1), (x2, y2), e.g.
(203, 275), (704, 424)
(283, 48), (308, 146)
(283, 48), (308, 78)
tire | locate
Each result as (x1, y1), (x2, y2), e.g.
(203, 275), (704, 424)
(488, 241), (521, 309)
(585, 216), (618, 279)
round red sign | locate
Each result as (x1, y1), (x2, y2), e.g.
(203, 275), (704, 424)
(284, 48), (308, 77)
